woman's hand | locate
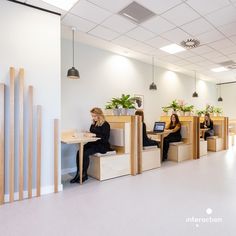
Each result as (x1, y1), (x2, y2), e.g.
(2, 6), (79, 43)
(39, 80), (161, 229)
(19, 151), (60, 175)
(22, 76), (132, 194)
(84, 132), (96, 138)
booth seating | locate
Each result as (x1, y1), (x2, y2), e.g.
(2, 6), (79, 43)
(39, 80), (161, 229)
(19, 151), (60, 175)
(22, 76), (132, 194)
(167, 125), (192, 162)
(88, 117), (135, 181)
(142, 146), (161, 171)
(206, 125), (223, 152)
(199, 138), (208, 156)
(229, 133), (235, 147)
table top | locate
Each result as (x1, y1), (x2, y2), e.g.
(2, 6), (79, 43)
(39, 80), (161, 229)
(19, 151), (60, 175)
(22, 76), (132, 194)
(61, 133), (100, 144)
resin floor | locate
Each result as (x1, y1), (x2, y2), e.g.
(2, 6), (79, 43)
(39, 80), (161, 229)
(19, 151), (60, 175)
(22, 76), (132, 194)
(1, 147), (236, 236)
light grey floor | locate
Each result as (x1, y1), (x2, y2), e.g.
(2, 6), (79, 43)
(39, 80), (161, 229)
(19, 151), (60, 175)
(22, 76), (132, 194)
(1, 148), (236, 236)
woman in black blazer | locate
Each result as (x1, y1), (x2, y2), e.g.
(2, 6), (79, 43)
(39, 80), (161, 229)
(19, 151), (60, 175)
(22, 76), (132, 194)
(201, 113), (214, 140)
(70, 107), (111, 183)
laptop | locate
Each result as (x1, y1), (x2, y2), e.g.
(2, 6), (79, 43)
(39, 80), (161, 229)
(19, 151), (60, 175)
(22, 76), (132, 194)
(152, 122), (166, 133)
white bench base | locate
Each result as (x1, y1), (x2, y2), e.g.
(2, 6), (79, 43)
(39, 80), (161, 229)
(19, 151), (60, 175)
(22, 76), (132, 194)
(142, 147), (161, 171)
(200, 139), (208, 157)
(207, 137), (223, 152)
(87, 153), (130, 181)
(168, 143), (192, 162)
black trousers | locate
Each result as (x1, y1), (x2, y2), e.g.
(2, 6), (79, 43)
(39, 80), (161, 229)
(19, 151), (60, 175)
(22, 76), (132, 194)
(163, 134), (181, 160)
(76, 143), (105, 175)
(204, 131), (212, 140)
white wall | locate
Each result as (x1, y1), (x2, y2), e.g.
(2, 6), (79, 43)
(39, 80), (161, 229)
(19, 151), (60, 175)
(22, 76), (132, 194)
(221, 84), (236, 119)
(61, 38), (217, 171)
(0, 1), (61, 198)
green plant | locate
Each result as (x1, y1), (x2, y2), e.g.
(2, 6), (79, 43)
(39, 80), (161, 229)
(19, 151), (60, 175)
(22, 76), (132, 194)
(162, 106), (170, 113)
(182, 105), (194, 112)
(105, 102), (114, 109)
(205, 104), (214, 113)
(214, 107), (223, 114)
(168, 99), (180, 112)
(196, 110), (204, 116)
(111, 94), (135, 109)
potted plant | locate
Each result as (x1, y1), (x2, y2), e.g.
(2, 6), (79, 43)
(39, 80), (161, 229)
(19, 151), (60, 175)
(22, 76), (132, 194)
(162, 106), (170, 116)
(169, 99), (180, 114)
(205, 104), (214, 115)
(196, 110), (204, 117)
(104, 102), (114, 115)
(214, 107), (223, 116)
(182, 105), (194, 116)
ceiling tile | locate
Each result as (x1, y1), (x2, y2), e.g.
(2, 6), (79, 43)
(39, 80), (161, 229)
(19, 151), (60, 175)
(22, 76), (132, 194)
(161, 28), (191, 44)
(112, 35), (139, 48)
(101, 15), (136, 34)
(211, 55), (230, 63)
(228, 53), (236, 60)
(86, 0), (132, 13)
(209, 39), (235, 50)
(126, 27), (156, 42)
(162, 3), (200, 26)
(135, 0), (182, 15)
(218, 22), (236, 37)
(202, 51), (224, 60)
(161, 55), (182, 63)
(205, 5), (236, 27)
(218, 46), (236, 55)
(172, 59), (192, 66)
(70, 0), (112, 24)
(197, 29), (225, 44)
(176, 50), (196, 58)
(88, 26), (119, 41)
(62, 14), (96, 32)
(146, 36), (171, 48)
(186, 0), (231, 15)
(130, 41), (156, 54)
(190, 45), (214, 55)
(187, 55), (206, 63)
(229, 35), (236, 43)
(141, 16), (175, 35)
(180, 18), (214, 36)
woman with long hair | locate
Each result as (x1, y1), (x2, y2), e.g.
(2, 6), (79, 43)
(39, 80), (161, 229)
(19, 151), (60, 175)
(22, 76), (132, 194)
(70, 107), (111, 183)
(201, 113), (214, 140)
(163, 114), (182, 161)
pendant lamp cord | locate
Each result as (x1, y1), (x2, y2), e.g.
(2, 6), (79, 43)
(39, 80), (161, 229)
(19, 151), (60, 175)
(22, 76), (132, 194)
(194, 71), (196, 91)
(72, 29), (75, 67)
(152, 56), (154, 83)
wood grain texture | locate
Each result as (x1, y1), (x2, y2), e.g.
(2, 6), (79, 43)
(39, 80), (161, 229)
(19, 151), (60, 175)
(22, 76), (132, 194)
(137, 116), (143, 174)
(28, 86), (33, 198)
(36, 106), (42, 197)
(9, 67), (15, 202)
(0, 84), (5, 204)
(54, 119), (59, 192)
(18, 68), (24, 200)
(130, 116), (137, 176)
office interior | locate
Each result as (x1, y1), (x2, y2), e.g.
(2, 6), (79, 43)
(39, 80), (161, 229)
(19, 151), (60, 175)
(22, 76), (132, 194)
(1, 0), (236, 235)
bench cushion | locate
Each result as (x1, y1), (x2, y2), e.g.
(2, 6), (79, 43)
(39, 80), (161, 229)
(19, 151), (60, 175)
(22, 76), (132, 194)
(207, 136), (218, 139)
(169, 141), (184, 146)
(93, 150), (116, 157)
(143, 145), (158, 150)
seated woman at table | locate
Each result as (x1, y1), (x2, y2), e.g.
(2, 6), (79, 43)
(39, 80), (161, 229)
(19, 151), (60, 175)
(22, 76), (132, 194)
(163, 114), (181, 161)
(70, 107), (111, 183)
(135, 110), (160, 147)
(201, 113), (214, 140)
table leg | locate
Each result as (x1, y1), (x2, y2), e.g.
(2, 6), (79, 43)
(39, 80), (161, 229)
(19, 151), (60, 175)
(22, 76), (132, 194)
(79, 143), (84, 185)
(160, 134), (164, 161)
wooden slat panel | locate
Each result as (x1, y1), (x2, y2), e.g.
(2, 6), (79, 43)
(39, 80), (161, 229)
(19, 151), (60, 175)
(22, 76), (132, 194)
(9, 67), (15, 203)
(18, 68), (24, 200)
(28, 86), (33, 198)
(130, 116), (137, 176)
(137, 116), (142, 174)
(54, 119), (59, 193)
(36, 106), (42, 197)
(0, 83), (5, 204)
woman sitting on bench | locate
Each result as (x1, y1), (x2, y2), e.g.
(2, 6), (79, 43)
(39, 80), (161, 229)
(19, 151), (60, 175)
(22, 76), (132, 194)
(163, 114), (181, 161)
(70, 107), (111, 183)
(201, 113), (214, 140)
(135, 110), (160, 147)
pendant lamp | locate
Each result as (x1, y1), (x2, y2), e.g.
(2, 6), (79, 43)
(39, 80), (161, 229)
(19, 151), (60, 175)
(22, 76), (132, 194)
(149, 56), (157, 90)
(192, 71), (198, 97)
(218, 83), (223, 102)
(67, 28), (80, 79)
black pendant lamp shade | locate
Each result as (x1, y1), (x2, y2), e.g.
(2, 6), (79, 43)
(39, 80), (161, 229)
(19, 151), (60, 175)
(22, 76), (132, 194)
(67, 28), (80, 79)
(218, 84), (223, 102)
(149, 56), (157, 90)
(192, 71), (198, 97)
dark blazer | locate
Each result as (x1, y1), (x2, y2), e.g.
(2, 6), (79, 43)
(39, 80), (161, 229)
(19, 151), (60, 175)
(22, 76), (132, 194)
(201, 120), (214, 130)
(89, 121), (111, 153)
(143, 122), (158, 147)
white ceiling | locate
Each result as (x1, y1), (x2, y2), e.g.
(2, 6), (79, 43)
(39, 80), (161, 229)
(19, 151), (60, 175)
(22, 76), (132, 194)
(23, 0), (236, 83)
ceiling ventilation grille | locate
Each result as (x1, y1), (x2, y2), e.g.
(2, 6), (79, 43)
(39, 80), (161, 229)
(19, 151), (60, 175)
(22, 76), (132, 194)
(219, 60), (236, 70)
(118, 1), (156, 24)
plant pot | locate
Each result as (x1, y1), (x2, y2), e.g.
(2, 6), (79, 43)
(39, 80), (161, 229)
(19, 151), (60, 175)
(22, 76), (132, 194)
(120, 108), (127, 115)
(105, 109), (113, 115)
(185, 111), (190, 116)
(162, 112), (168, 116)
(179, 111), (184, 116)
(127, 108), (136, 116)
(113, 108), (120, 116)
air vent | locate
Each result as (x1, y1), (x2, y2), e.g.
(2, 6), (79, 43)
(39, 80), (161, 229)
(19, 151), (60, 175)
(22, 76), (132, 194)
(219, 60), (236, 70)
(119, 1), (156, 24)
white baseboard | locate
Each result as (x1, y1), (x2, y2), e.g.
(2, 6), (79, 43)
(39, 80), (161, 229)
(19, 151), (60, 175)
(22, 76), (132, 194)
(4, 184), (63, 203)
(61, 167), (77, 175)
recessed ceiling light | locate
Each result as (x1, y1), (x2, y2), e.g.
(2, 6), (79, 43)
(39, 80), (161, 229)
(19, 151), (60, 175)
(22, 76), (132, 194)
(42, 0), (78, 11)
(160, 44), (186, 54)
(211, 67), (229, 72)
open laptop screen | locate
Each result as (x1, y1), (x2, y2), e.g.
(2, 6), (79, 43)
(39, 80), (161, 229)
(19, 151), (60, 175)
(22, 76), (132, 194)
(153, 122), (165, 133)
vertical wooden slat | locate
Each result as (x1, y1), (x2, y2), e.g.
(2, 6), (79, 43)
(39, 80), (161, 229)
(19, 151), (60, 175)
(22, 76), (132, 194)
(137, 116), (143, 174)
(19, 68), (24, 200)
(36, 106), (42, 197)
(28, 86), (33, 198)
(9, 67), (15, 203)
(54, 119), (59, 193)
(130, 116), (138, 176)
(0, 84), (5, 204)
